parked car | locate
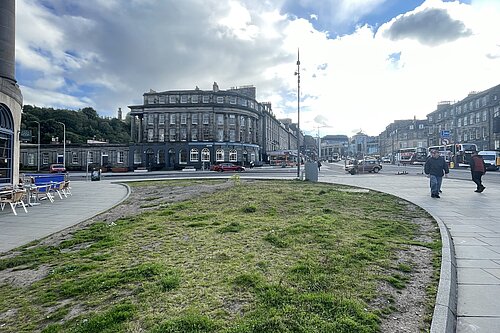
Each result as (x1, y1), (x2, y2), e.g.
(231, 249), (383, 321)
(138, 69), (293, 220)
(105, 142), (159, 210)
(49, 164), (66, 173)
(381, 156), (391, 163)
(345, 159), (382, 175)
(210, 163), (245, 172)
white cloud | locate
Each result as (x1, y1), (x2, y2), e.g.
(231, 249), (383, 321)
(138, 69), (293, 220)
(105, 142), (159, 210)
(15, 0), (500, 135)
(20, 85), (92, 109)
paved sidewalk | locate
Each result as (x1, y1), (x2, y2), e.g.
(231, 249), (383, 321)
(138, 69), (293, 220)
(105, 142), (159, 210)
(0, 180), (129, 253)
(321, 170), (500, 333)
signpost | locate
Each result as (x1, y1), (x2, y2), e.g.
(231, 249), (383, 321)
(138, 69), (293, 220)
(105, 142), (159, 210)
(440, 130), (451, 145)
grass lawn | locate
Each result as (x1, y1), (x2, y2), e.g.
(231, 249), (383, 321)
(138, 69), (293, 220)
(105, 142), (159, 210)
(0, 179), (441, 332)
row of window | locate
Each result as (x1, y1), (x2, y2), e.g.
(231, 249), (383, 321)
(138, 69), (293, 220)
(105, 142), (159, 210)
(146, 94), (257, 110)
(146, 127), (253, 143)
(457, 111), (488, 127)
(459, 128), (488, 142)
(133, 148), (250, 164)
(25, 151), (126, 165)
(455, 95), (490, 114)
(408, 124), (425, 130)
(432, 95), (495, 121)
(146, 112), (251, 127)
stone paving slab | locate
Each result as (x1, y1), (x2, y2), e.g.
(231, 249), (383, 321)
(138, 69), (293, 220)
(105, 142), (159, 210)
(457, 317), (500, 333)
(0, 180), (129, 253)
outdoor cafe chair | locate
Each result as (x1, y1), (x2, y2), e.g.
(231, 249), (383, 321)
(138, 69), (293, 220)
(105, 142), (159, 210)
(33, 184), (54, 203)
(50, 181), (66, 199)
(0, 189), (28, 216)
(62, 180), (72, 197)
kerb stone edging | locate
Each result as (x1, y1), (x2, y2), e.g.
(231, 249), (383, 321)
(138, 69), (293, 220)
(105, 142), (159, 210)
(429, 213), (457, 333)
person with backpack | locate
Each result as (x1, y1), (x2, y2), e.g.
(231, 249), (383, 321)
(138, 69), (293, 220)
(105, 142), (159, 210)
(470, 151), (486, 193)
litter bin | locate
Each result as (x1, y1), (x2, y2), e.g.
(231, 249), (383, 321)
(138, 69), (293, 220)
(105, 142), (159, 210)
(91, 168), (101, 181)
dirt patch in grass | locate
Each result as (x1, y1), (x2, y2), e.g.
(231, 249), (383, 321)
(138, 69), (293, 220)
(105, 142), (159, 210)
(32, 179), (234, 249)
(0, 264), (51, 288)
(0, 179), (440, 332)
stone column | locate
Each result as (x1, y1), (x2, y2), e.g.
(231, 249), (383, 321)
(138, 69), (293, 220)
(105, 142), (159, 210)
(0, 0), (23, 186)
(130, 115), (136, 142)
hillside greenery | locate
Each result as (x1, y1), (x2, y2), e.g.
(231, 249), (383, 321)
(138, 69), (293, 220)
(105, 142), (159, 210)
(21, 105), (131, 144)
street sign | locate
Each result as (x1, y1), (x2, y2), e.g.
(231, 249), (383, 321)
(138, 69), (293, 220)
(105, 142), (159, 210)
(440, 130), (450, 138)
(441, 138), (450, 145)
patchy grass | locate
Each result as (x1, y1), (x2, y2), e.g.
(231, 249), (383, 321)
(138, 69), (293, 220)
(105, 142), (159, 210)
(0, 180), (440, 333)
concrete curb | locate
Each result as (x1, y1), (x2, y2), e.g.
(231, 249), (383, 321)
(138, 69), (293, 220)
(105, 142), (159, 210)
(429, 213), (457, 333)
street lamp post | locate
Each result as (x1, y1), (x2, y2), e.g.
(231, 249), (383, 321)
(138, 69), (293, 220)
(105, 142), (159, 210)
(316, 126), (327, 161)
(56, 121), (66, 167)
(33, 121), (40, 172)
(294, 49), (301, 178)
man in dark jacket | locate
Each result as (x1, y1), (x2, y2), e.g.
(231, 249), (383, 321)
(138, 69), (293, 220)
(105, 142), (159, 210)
(470, 151), (486, 192)
(424, 149), (449, 198)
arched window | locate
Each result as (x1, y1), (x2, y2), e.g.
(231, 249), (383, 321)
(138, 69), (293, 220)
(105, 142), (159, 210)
(190, 148), (199, 162)
(229, 149), (237, 162)
(216, 149), (224, 162)
(201, 148), (210, 162)
(0, 104), (14, 184)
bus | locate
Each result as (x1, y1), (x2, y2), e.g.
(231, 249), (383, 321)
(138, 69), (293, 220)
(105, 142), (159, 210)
(267, 150), (299, 167)
(427, 145), (450, 162)
(396, 147), (428, 165)
(445, 143), (478, 166)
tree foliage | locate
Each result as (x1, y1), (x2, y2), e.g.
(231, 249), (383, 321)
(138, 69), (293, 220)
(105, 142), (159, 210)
(21, 105), (131, 144)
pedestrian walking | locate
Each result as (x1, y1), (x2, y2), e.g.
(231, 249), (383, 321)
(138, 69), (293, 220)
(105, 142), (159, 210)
(424, 149), (449, 198)
(469, 151), (486, 192)
(317, 160), (322, 171)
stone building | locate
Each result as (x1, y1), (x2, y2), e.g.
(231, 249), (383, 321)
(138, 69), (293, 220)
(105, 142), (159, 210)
(19, 142), (130, 172)
(128, 83), (299, 170)
(320, 135), (348, 160)
(426, 84), (500, 151)
(0, 0), (23, 186)
(378, 119), (427, 158)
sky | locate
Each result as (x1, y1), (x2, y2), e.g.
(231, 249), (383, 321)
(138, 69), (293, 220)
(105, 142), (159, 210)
(14, 0), (500, 137)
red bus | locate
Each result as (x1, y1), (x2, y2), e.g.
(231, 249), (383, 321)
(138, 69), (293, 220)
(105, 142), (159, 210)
(396, 147), (427, 165)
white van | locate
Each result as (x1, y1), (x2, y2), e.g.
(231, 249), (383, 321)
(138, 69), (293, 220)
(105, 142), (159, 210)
(478, 151), (499, 171)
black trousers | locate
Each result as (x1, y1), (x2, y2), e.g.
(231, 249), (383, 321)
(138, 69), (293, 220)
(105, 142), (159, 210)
(471, 171), (483, 190)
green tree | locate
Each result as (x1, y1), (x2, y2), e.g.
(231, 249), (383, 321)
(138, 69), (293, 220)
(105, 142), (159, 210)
(20, 105), (131, 144)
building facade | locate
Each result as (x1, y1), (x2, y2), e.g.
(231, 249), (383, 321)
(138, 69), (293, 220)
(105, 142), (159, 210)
(19, 143), (130, 172)
(378, 119), (428, 159)
(128, 83), (299, 170)
(427, 85), (500, 151)
(320, 135), (349, 160)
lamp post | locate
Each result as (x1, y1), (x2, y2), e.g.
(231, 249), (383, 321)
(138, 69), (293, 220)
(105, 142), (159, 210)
(33, 121), (40, 172)
(316, 125), (327, 160)
(294, 48), (301, 178)
(56, 121), (66, 167)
